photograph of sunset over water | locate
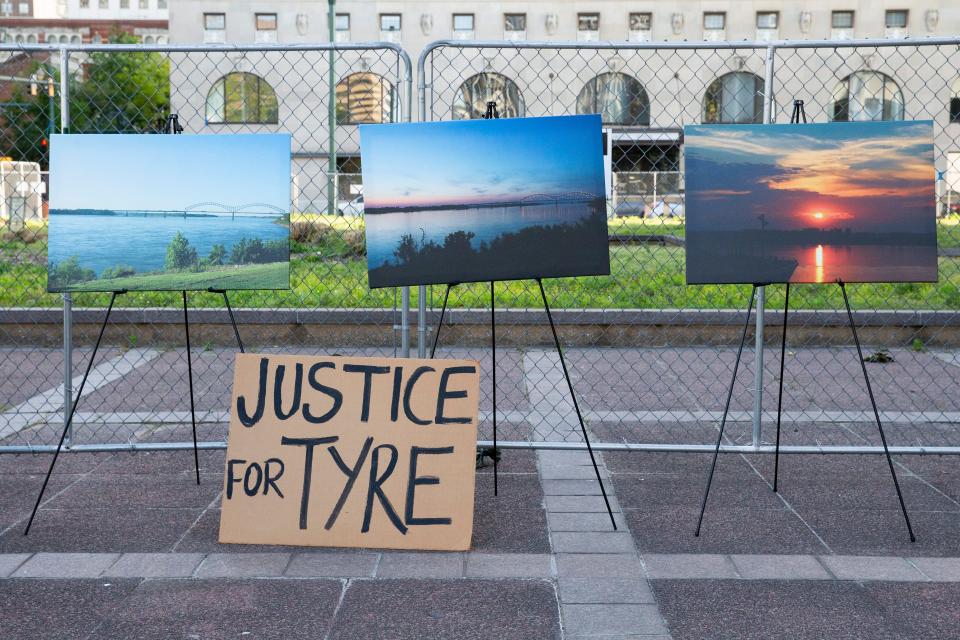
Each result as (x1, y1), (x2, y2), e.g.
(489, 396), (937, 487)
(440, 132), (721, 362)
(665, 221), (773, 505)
(359, 115), (609, 288)
(684, 120), (937, 285)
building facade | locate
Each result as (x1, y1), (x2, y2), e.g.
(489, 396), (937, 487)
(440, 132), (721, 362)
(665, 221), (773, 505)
(0, 0), (167, 44)
(161, 1), (960, 214)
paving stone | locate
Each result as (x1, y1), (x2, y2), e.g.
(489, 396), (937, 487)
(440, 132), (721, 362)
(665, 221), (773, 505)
(542, 479), (605, 495)
(819, 555), (928, 582)
(547, 511), (627, 532)
(729, 554), (832, 580)
(101, 553), (205, 578)
(375, 552), (463, 578)
(907, 557), (960, 582)
(562, 603), (670, 636)
(13, 552), (119, 578)
(0, 553), (30, 577)
(538, 451), (595, 466)
(464, 553), (554, 578)
(552, 531), (635, 553)
(328, 578), (560, 640)
(540, 466), (612, 481)
(651, 578), (901, 640)
(556, 553), (644, 578)
(195, 552), (290, 578)
(558, 577), (656, 604)
(545, 495), (621, 513)
(89, 578), (342, 640)
(643, 554), (739, 579)
(0, 578), (139, 640)
(285, 552), (379, 577)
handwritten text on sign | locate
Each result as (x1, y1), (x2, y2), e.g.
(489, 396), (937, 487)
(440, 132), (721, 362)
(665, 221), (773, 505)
(219, 353), (480, 550)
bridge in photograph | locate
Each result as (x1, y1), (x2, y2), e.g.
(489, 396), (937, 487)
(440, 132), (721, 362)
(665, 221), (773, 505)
(105, 202), (287, 217)
(520, 192), (598, 204)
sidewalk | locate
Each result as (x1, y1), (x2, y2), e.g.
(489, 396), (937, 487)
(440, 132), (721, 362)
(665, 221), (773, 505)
(2, 344), (959, 637)
(2, 443), (960, 639)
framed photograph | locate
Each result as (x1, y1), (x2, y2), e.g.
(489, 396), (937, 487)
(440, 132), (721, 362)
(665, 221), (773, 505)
(360, 115), (610, 288)
(684, 121), (937, 284)
(47, 134), (291, 292)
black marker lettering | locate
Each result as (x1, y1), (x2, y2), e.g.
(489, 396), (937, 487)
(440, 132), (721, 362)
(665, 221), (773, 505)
(342, 364), (391, 422)
(273, 363), (304, 420)
(243, 462), (263, 496)
(303, 362), (342, 423)
(281, 436), (339, 530)
(236, 358), (268, 427)
(390, 366), (403, 422)
(361, 444), (407, 534)
(403, 366), (434, 426)
(435, 366), (476, 424)
(405, 446), (454, 526)
(324, 437), (373, 530)
(263, 457), (285, 497)
(226, 458), (247, 499)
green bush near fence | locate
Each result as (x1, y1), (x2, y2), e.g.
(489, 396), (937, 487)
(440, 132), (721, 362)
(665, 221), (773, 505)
(1, 216), (958, 311)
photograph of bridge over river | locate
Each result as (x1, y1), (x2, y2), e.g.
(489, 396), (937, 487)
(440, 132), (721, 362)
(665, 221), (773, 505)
(47, 134), (291, 292)
(359, 115), (609, 288)
(684, 120), (937, 285)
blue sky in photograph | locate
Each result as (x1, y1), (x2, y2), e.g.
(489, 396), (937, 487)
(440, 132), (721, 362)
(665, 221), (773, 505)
(359, 115), (605, 209)
(50, 134), (291, 212)
(684, 120), (934, 232)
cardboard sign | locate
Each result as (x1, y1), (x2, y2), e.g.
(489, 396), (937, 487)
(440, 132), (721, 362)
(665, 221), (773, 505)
(219, 353), (480, 550)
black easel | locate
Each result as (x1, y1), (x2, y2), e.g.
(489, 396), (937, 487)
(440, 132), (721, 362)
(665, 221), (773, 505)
(428, 102), (617, 530)
(24, 114), (245, 535)
(695, 100), (915, 542)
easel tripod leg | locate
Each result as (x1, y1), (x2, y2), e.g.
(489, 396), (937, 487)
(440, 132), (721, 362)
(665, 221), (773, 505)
(773, 283), (789, 492)
(25, 291), (120, 535)
(183, 291), (200, 485)
(537, 279), (617, 530)
(221, 291), (244, 353)
(839, 282), (916, 542)
(429, 284), (453, 360)
(696, 285), (757, 537)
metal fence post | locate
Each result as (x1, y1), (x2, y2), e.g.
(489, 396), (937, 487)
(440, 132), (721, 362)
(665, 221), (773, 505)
(750, 44), (778, 449)
(401, 286), (410, 357)
(417, 284), (427, 357)
(59, 48), (74, 445)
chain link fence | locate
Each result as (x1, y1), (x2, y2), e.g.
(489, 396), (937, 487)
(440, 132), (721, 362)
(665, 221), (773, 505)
(0, 38), (958, 454)
(0, 42), (412, 452)
(418, 38), (960, 454)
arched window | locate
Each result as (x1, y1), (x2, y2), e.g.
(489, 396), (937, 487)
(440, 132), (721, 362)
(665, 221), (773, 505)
(206, 72), (279, 124)
(832, 71), (904, 121)
(70, 35), (80, 44)
(59, 35), (69, 44)
(143, 35), (155, 44)
(156, 35), (167, 45)
(703, 72), (765, 124)
(577, 72), (650, 126)
(15, 35), (24, 43)
(452, 72), (525, 120)
(948, 78), (960, 123)
(27, 34), (37, 43)
(335, 72), (395, 124)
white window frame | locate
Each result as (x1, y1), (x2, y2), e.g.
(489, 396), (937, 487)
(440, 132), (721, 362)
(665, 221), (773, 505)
(453, 13), (474, 39)
(885, 9), (908, 37)
(831, 10), (854, 39)
(629, 12), (652, 42)
(203, 12), (226, 43)
(703, 12), (726, 41)
(578, 13), (600, 42)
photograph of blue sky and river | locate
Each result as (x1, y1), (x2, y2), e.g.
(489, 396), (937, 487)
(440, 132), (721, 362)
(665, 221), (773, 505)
(360, 115), (610, 288)
(684, 120), (938, 285)
(47, 134), (291, 293)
